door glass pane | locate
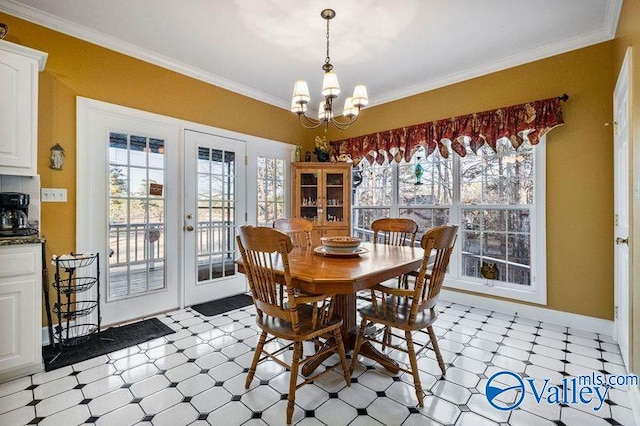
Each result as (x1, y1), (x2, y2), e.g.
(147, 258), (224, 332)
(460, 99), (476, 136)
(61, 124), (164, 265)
(196, 147), (237, 282)
(108, 132), (166, 300)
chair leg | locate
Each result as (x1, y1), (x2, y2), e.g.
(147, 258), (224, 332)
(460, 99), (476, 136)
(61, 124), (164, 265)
(287, 341), (302, 424)
(349, 318), (368, 373)
(246, 331), (267, 389)
(405, 331), (424, 407)
(332, 328), (351, 387)
(381, 326), (390, 350)
(427, 325), (446, 376)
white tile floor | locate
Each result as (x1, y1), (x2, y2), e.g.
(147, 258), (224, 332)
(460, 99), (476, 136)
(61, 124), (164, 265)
(0, 298), (635, 425)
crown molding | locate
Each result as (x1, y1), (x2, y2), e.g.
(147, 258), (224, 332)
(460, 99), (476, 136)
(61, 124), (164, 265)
(0, 0), (290, 110)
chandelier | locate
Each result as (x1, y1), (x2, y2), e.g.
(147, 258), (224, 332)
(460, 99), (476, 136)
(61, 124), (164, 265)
(291, 9), (369, 130)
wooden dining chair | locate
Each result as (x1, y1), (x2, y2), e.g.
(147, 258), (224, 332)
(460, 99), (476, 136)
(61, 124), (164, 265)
(273, 218), (314, 248)
(237, 226), (350, 424)
(349, 224), (458, 407)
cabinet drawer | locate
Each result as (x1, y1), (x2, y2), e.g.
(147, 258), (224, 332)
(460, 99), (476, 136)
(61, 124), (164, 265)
(0, 247), (37, 278)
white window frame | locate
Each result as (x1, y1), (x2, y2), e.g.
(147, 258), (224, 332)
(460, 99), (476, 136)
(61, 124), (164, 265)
(352, 137), (547, 305)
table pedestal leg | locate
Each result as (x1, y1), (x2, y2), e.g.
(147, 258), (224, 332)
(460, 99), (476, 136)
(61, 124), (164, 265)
(301, 293), (399, 376)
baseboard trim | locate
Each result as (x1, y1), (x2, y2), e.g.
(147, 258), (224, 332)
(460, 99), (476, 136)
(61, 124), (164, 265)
(440, 289), (614, 336)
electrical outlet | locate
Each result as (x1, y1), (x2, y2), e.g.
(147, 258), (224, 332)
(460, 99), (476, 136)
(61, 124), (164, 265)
(41, 188), (67, 202)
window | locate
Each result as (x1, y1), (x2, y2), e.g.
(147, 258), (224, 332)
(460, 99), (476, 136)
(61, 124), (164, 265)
(352, 138), (546, 303)
(256, 156), (286, 226)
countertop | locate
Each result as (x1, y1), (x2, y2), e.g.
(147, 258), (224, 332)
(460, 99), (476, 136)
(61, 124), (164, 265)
(0, 236), (45, 246)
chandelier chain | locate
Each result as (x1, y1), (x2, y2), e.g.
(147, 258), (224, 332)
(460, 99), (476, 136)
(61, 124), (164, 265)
(325, 16), (331, 65)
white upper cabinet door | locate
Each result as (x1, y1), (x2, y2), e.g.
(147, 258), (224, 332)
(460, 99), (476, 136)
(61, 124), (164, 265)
(0, 40), (47, 176)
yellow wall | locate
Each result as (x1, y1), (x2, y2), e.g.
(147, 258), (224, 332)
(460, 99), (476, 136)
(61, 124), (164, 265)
(327, 42), (616, 320)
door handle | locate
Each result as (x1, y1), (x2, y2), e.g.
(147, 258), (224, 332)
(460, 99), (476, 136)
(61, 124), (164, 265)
(616, 237), (628, 245)
(185, 225), (194, 232)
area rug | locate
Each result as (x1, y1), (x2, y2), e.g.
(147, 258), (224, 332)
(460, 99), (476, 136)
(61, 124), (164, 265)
(190, 293), (253, 317)
(42, 318), (174, 371)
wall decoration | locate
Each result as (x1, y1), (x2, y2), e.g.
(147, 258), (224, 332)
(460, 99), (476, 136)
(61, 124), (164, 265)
(50, 143), (65, 170)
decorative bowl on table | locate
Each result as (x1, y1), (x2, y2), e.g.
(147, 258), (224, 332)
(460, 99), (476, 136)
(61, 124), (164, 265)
(320, 236), (362, 253)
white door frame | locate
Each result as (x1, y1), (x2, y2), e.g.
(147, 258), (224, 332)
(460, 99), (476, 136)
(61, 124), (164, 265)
(613, 48), (632, 371)
(182, 130), (247, 306)
(77, 97), (293, 323)
(76, 98), (181, 325)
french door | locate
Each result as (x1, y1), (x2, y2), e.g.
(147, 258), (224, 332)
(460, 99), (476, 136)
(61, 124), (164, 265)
(183, 130), (247, 306)
(77, 98), (180, 326)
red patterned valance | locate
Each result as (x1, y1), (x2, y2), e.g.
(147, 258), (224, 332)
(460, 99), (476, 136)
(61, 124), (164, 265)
(331, 96), (565, 165)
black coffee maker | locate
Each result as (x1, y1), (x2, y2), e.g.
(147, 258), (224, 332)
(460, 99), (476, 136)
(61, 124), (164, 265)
(0, 192), (37, 237)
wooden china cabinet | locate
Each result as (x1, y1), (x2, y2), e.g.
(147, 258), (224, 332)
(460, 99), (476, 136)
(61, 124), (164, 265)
(292, 162), (352, 246)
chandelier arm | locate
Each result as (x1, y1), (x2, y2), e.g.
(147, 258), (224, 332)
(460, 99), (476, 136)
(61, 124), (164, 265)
(329, 112), (360, 130)
(297, 113), (325, 130)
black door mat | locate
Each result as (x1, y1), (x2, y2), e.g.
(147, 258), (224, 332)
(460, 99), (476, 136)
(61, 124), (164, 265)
(42, 318), (174, 371)
(190, 293), (253, 317)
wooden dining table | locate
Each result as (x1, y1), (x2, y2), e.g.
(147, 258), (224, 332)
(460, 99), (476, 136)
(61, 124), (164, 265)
(236, 242), (425, 375)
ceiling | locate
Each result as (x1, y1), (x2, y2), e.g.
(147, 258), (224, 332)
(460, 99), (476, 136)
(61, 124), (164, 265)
(0, 0), (623, 111)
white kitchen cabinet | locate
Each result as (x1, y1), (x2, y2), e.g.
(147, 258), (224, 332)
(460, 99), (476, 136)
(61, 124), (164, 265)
(0, 243), (43, 382)
(0, 40), (47, 176)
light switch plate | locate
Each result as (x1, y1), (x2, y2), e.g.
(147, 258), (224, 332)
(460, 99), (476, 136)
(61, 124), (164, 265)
(41, 188), (67, 202)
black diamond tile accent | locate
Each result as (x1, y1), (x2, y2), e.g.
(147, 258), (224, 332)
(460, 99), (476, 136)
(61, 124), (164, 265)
(215, 381), (224, 387)
(170, 382), (179, 387)
(183, 396), (192, 403)
(228, 357), (235, 362)
(553, 421), (567, 426)
(392, 376), (401, 382)
(524, 361), (533, 365)
(192, 333), (199, 336)
(604, 419), (622, 425)
(350, 378), (358, 384)
(356, 408), (368, 416)
(260, 380), (269, 385)
(157, 370), (167, 375)
(27, 417), (44, 424)
(176, 348), (185, 353)
(252, 412), (262, 419)
(305, 410), (315, 417)
(86, 417), (100, 423)
(231, 395), (242, 401)
(200, 369), (209, 374)
(598, 358), (607, 363)
(166, 341), (174, 344)
(26, 384), (38, 391)
(561, 359), (570, 364)
(74, 384), (86, 389)
(281, 394), (289, 400)
(605, 399), (617, 406)
(597, 347), (606, 352)
(142, 415), (155, 422)
(366, 365), (375, 370)
(132, 397), (142, 403)
(376, 391), (386, 397)
(69, 371), (81, 376)
(26, 399), (41, 406)
(80, 398), (91, 405)
(198, 413), (208, 421)
(600, 370), (610, 375)
(559, 403), (569, 408)
(245, 325), (252, 328)
(408, 407), (420, 414)
(121, 383), (133, 388)
(188, 358), (196, 363)
(329, 393), (339, 399)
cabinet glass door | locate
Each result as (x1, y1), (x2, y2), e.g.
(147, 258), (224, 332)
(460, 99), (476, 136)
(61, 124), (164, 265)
(324, 172), (345, 226)
(299, 172), (319, 223)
